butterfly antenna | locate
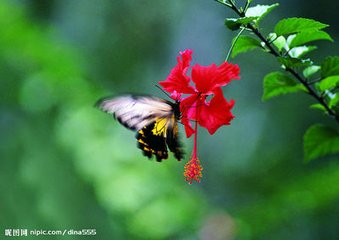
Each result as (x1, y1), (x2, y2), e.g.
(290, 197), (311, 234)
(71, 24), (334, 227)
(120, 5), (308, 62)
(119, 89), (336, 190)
(154, 84), (171, 99)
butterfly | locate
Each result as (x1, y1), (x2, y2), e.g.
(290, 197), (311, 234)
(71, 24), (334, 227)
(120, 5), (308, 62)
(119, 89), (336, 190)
(95, 95), (184, 162)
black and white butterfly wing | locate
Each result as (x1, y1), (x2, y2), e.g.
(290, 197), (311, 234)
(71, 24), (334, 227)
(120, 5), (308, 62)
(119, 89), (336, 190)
(96, 95), (184, 161)
(96, 95), (174, 131)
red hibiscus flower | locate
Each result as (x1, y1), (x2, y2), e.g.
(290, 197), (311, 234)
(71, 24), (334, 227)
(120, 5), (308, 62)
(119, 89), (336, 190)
(159, 49), (240, 183)
(159, 49), (240, 136)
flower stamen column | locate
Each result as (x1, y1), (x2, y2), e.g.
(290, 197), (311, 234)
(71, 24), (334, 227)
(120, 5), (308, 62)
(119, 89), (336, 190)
(184, 119), (203, 184)
(184, 97), (203, 184)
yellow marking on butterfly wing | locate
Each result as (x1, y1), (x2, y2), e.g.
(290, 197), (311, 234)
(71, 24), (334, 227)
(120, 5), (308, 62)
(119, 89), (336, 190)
(152, 117), (170, 136)
(138, 138), (148, 146)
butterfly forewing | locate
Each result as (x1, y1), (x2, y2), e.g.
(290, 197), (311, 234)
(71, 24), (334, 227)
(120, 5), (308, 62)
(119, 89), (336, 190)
(96, 95), (184, 161)
(96, 95), (174, 131)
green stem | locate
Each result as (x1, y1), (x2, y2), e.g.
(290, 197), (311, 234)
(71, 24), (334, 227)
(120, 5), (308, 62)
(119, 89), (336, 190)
(243, 0), (251, 13)
(307, 78), (322, 85)
(214, 0), (232, 8)
(225, 27), (245, 62)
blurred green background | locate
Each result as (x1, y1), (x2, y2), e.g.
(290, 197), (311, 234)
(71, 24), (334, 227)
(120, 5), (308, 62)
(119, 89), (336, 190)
(1, 0), (338, 239)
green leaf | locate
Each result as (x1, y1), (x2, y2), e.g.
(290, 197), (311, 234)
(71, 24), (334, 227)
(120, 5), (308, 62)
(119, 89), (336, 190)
(289, 30), (333, 48)
(321, 56), (339, 78)
(231, 35), (262, 58)
(278, 57), (313, 68)
(272, 35), (286, 52)
(262, 71), (306, 101)
(303, 65), (320, 78)
(274, 17), (328, 36)
(310, 103), (327, 113)
(289, 46), (317, 58)
(304, 124), (339, 162)
(268, 33), (286, 52)
(245, 3), (279, 22)
(225, 17), (258, 31)
(329, 94), (339, 108)
(318, 75), (339, 91)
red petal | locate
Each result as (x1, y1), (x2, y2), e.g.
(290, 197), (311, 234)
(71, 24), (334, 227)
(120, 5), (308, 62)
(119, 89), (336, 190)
(159, 49), (195, 95)
(179, 49), (193, 72)
(215, 62), (240, 87)
(180, 94), (199, 137)
(198, 88), (235, 135)
(181, 116), (195, 138)
(191, 63), (218, 94)
(169, 91), (182, 101)
(191, 62), (240, 94)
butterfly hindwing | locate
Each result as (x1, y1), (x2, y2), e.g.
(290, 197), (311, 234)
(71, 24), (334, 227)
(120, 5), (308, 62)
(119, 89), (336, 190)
(96, 95), (184, 161)
(136, 120), (169, 162)
(165, 117), (184, 161)
(136, 116), (184, 162)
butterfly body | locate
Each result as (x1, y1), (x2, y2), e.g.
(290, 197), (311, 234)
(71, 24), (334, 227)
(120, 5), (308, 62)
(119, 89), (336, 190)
(96, 95), (184, 161)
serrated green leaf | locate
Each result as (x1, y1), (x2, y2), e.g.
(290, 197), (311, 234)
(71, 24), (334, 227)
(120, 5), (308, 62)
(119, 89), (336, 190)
(321, 56), (339, 78)
(318, 75), (339, 91)
(310, 103), (327, 112)
(231, 35), (261, 58)
(303, 65), (320, 78)
(274, 17), (328, 36)
(289, 30), (333, 48)
(289, 46), (317, 58)
(262, 71), (306, 101)
(304, 124), (339, 162)
(278, 57), (313, 68)
(245, 3), (279, 22)
(225, 17), (258, 31)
